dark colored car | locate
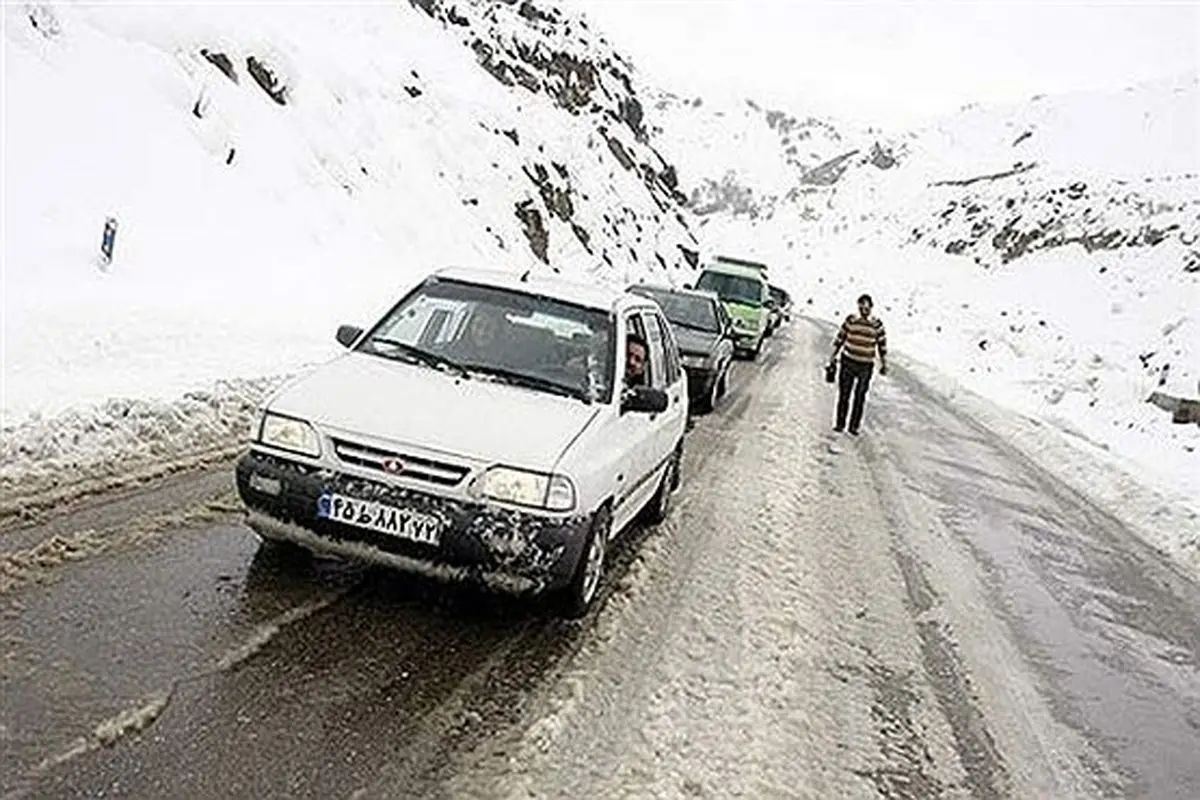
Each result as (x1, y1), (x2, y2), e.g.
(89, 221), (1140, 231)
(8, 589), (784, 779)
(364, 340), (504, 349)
(628, 284), (735, 413)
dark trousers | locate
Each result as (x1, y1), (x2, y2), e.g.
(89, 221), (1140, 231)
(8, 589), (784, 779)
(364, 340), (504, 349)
(835, 357), (874, 432)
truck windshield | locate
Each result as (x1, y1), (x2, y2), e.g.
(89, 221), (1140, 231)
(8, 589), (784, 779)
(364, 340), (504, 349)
(695, 272), (762, 307)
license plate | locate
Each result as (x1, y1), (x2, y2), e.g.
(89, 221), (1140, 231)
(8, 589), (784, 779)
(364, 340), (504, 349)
(316, 492), (443, 546)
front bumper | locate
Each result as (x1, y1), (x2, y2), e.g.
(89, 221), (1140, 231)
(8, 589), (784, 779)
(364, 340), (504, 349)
(235, 451), (591, 594)
(732, 331), (762, 353)
(684, 365), (717, 400)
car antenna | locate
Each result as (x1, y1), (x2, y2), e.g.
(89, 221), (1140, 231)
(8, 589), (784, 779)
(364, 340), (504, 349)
(520, 268), (531, 282)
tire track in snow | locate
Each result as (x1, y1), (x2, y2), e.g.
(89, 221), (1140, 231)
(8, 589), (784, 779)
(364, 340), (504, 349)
(443, 325), (970, 798)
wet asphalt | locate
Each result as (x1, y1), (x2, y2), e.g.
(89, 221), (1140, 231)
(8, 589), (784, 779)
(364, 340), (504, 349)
(2, 323), (1198, 799)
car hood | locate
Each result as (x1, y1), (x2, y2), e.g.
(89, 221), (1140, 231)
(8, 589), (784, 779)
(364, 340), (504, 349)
(724, 301), (764, 323)
(267, 353), (600, 471)
(673, 326), (721, 356)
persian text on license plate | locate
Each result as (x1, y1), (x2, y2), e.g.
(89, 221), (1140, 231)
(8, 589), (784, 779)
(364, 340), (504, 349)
(316, 492), (442, 546)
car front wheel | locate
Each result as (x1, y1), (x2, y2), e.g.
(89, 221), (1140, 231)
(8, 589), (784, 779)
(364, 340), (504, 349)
(557, 504), (611, 619)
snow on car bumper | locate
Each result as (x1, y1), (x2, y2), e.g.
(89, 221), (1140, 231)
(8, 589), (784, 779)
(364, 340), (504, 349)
(235, 451), (591, 594)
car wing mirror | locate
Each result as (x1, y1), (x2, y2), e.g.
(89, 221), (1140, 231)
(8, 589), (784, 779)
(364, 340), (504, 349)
(621, 386), (669, 414)
(336, 324), (363, 348)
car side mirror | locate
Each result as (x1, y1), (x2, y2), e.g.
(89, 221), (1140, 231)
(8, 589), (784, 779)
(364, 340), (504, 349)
(621, 386), (669, 414)
(336, 324), (363, 348)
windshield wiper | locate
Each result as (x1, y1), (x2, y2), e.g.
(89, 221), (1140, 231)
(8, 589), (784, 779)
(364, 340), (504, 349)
(670, 319), (720, 334)
(465, 364), (590, 404)
(364, 337), (470, 379)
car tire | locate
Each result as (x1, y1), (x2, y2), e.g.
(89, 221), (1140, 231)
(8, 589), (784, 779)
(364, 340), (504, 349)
(556, 504), (611, 619)
(696, 376), (719, 414)
(642, 441), (683, 525)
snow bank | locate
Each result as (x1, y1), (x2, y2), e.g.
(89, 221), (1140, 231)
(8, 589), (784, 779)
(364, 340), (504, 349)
(3, 0), (698, 500)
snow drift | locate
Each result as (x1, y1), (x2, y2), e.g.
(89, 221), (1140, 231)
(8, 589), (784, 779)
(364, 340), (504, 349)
(2, 0), (698, 506)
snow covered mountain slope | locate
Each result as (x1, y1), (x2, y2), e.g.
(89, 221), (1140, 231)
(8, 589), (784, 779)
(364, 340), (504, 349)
(2, 0), (697, 501)
(650, 75), (1199, 572)
(647, 88), (902, 224)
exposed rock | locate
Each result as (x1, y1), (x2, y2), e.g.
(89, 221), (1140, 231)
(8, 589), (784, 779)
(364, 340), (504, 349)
(618, 96), (645, 140)
(929, 162), (1037, 188)
(801, 150), (860, 186)
(869, 142), (896, 170)
(571, 223), (592, 252)
(201, 49), (238, 83)
(246, 56), (288, 105)
(518, 1), (554, 24)
(515, 200), (548, 263)
(603, 131), (634, 171)
(26, 4), (61, 38)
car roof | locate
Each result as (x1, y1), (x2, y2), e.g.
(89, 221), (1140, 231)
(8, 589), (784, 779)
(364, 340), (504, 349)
(433, 266), (640, 313)
(715, 255), (769, 271)
(629, 283), (720, 303)
(698, 261), (767, 281)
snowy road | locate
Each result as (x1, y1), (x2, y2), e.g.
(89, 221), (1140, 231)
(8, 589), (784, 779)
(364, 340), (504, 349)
(3, 321), (1198, 799)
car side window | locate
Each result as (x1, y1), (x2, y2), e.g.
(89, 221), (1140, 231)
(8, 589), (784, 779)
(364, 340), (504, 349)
(651, 312), (682, 385)
(716, 302), (731, 333)
(639, 312), (667, 390)
(624, 313), (651, 388)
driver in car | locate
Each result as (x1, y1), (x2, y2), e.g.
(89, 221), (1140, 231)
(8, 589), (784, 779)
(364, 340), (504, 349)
(624, 334), (648, 390)
(453, 305), (508, 365)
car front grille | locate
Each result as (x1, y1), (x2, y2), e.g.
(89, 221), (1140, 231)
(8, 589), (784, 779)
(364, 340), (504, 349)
(330, 438), (470, 487)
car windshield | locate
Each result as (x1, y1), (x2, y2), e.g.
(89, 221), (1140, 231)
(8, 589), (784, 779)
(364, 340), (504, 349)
(695, 271), (762, 307)
(359, 278), (615, 404)
(635, 289), (720, 333)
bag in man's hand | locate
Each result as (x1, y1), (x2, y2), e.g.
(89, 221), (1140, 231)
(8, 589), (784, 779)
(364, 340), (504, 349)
(824, 360), (837, 384)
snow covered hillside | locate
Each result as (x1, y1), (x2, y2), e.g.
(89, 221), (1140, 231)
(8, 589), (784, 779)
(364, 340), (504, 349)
(651, 74), (1199, 571)
(2, 0), (699, 503)
(647, 88), (902, 221)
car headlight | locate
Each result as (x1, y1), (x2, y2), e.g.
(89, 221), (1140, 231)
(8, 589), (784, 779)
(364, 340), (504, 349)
(479, 466), (576, 512)
(732, 316), (755, 331)
(258, 412), (321, 457)
(681, 353), (709, 369)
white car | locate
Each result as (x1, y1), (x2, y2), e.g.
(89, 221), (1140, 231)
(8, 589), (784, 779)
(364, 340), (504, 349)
(235, 267), (689, 617)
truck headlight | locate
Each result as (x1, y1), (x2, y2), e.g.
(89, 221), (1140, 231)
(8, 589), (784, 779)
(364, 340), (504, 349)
(258, 412), (321, 457)
(479, 467), (576, 512)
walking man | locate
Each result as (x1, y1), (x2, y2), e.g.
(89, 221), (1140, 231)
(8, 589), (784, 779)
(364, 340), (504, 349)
(829, 294), (888, 435)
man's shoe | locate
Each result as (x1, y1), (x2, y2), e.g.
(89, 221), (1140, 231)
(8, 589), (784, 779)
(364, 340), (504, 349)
(833, 426), (844, 433)
(848, 428), (860, 436)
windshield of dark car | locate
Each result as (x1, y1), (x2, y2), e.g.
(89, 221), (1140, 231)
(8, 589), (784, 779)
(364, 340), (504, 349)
(636, 290), (720, 333)
(361, 278), (615, 403)
(695, 271), (762, 307)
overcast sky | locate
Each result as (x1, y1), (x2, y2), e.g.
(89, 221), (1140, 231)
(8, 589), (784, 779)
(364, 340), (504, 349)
(567, 0), (1200, 127)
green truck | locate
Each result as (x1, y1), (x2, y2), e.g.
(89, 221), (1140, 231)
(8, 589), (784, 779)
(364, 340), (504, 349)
(693, 260), (771, 359)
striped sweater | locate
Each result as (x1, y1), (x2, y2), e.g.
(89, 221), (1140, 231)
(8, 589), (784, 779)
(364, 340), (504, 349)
(834, 314), (887, 364)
